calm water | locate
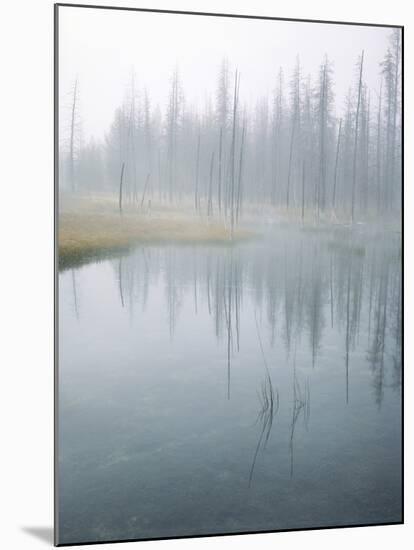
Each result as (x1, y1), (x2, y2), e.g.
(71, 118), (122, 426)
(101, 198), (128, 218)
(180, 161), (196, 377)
(58, 228), (402, 544)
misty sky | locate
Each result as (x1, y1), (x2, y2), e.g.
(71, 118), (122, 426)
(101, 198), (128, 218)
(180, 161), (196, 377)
(58, 6), (394, 142)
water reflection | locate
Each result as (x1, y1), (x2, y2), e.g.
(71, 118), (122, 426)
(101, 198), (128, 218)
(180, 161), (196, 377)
(68, 229), (400, 464)
(104, 231), (400, 400)
(71, 269), (79, 320)
(67, 229), (401, 410)
(59, 228), (402, 542)
(289, 358), (311, 479)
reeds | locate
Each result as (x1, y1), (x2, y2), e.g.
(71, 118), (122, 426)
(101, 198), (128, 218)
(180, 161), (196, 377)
(248, 312), (280, 486)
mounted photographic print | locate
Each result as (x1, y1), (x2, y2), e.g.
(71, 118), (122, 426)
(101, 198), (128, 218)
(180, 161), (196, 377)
(55, 4), (403, 546)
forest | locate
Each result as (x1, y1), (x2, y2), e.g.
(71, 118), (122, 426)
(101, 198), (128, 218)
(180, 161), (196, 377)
(59, 29), (402, 272)
(59, 28), (401, 245)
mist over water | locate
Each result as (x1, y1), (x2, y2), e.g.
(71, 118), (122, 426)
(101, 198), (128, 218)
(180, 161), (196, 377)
(58, 228), (401, 544)
(57, 7), (402, 545)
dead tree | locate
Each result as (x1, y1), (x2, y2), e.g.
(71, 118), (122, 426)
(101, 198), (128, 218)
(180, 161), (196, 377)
(218, 127), (223, 213)
(207, 151), (215, 217)
(128, 74), (138, 204)
(376, 81), (383, 212)
(236, 114), (246, 223)
(69, 78), (78, 192)
(194, 130), (200, 211)
(351, 50), (364, 223)
(390, 30), (401, 209)
(286, 124), (295, 210)
(332, 118), (342, 212)
(230, 70), (240, 236)
(140, 173), (151, 208)
(318, 62), (327, 215)
(119, 161), (125, 214)
(301, 160), (306, 223)
(287, 58), (301, 211)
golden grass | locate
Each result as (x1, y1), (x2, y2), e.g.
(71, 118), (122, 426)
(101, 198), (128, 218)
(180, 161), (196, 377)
(58, 197), (254, 268)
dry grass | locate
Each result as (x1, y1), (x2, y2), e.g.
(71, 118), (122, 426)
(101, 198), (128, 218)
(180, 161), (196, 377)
(58, 196), (255, 268)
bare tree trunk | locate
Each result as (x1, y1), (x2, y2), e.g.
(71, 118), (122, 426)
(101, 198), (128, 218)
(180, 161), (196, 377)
(332, 118), (342, 212)
(376, 81), (383, 213)
(140, 173), (151, 208)
(207, 151), (215, 217)
(301, 160), (305, 224)
(69, 78), (78, 192)
(390, 31), (401, 212)
(318, 63), (327, 213)
(218, 127), (223, 214)
(351, 50), (364, 224)
(363, 93), (370, 215)
(119, 161), (125, 214)
(168, 69), (179, 204)
(286, 121), (295, 210)
(128, 78), (138, 204)
(230, 70), (239, 237)
(194, 130), (200, 211)
(158, 149), (162, 203)
(236, 116), (246, 223)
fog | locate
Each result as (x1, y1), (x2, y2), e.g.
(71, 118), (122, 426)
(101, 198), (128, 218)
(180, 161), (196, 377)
(57, 6), (402, 545)
(59, 7), (390, 141)
(58, 6), (401, 223)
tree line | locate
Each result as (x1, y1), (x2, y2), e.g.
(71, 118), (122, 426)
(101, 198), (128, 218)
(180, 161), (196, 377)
(60, 29), (401, 223)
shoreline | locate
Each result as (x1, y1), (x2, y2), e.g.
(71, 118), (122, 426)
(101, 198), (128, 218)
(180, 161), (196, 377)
(58, 209), (256, 270)
(57, 196), (401, 271)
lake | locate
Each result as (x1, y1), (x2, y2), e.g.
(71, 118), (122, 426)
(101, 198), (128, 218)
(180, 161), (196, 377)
(57, 227), (402, 544)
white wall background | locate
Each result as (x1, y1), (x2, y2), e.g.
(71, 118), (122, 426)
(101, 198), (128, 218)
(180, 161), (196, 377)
(0, 1), (411, 549)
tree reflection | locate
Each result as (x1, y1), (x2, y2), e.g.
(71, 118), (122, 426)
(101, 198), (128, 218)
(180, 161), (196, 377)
(108, 229), (401, 413)
(289, 349), (311, 479)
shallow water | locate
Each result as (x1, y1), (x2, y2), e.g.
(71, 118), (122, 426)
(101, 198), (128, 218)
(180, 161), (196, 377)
(58, 228), (402, 544)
